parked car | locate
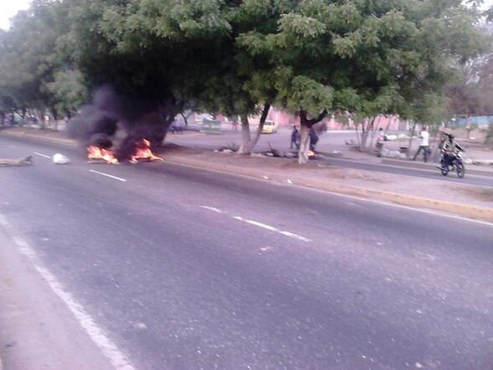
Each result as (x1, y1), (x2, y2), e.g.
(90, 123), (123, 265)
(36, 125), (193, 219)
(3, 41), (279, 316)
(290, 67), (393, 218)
(261, 120), (278, 134)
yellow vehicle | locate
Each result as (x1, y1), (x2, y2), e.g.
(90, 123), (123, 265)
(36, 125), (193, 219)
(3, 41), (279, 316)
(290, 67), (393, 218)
(261, 120), (278, 134)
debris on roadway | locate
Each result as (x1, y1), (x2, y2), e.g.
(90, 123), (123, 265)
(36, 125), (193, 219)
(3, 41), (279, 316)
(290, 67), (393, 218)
(0, 155), (33, 167)
(53, 153), (70, 164)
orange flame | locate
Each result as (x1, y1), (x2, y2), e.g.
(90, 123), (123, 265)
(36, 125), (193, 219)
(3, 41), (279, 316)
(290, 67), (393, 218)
(87, 146), (119, 164)
(130, 139), (164, 164)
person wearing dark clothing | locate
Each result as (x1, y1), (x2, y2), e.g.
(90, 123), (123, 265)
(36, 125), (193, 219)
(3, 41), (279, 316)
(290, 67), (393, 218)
(309, 127), (319, 151)
(376, 128), (385, 157)
(442, 134), (457, 169)
(291, 126), (300, 149)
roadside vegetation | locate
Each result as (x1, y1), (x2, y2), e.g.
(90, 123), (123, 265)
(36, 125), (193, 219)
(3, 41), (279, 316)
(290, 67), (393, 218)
(0, 0), (492, 162)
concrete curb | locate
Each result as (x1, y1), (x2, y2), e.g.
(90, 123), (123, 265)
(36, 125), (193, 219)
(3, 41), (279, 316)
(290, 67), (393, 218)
(3, 128), (493, 222)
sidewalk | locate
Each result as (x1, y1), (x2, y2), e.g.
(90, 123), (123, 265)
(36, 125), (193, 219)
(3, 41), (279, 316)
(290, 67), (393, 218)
(1, 126), (493, 222)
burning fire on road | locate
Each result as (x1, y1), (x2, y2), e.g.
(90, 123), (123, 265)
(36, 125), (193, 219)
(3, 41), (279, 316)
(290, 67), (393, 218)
(130, 139), (164, 163)
(87, 138), (163, 164)
(87, 146), (119, 164)
(67, 86), (175, 165)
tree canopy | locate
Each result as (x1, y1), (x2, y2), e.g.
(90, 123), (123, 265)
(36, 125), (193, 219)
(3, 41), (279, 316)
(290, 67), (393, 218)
(0, 0), (490, 160)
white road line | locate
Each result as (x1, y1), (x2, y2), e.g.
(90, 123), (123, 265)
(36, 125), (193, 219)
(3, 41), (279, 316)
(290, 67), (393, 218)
(34, 152), (51, 159)
(199, 206), (224, 214)
(89, 170), (127, 182)
(202, 207), (311, 242)
(236, 217), (278, 232)
(0, 214), (135, 370)
(234, 215), (311, 242)
(279, 231), (312, 242)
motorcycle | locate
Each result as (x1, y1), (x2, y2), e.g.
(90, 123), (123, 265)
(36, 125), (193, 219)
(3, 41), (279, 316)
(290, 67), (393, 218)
(438, 147), (465, 178)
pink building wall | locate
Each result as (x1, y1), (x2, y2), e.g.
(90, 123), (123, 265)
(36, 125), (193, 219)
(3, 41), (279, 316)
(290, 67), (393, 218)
(214, 109), (403, 131)
(266, 109), (401, 130)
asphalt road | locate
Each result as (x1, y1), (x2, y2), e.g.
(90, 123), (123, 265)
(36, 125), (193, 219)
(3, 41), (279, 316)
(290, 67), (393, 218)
(1, 136), (493, 370)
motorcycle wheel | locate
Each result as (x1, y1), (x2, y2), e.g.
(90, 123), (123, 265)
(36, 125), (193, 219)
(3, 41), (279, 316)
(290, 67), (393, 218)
(456, 161), (465, 178)
(440, 160), (448, 176)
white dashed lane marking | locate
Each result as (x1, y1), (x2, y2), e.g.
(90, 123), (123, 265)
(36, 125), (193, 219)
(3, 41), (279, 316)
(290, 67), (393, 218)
(89, 169), (127, 182)
(34, 152), (51, 159)
(34, 153), (128, 183)
(233, 216), (278, 231)
(201, 206), (311, 242)
(199, 206), (224, 214)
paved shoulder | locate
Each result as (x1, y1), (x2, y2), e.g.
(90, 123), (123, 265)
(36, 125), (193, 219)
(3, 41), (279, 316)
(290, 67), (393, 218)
(0, 223), (119, 369)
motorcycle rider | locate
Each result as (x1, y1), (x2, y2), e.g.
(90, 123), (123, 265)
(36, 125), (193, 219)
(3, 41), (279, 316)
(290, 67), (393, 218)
(441, 134), (457, 169)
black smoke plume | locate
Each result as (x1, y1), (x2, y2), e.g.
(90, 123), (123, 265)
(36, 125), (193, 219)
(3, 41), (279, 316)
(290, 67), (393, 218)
(67, 86), (176, 161)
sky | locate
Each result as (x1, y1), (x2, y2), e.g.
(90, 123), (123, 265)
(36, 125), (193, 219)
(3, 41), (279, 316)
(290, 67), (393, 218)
(0, 0), (493, 31)
(0, 0), (32, 30)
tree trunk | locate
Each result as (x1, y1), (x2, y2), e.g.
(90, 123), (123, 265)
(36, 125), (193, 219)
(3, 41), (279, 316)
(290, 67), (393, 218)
(297, 109), (327, 164)
(51, 107), (59, 131)
(21, 108), (27, 126)
(407, 121), (417, 158)
(359, 129), (369, 151)
(298, 125), (311, 164)
(353, 116), (380, 152)
(40, 111), (46, 130)
(353, 118), (365, 152)
(250, 104), (271, 151)
(360, 117), (376, 151)
(354, 124), (361, 148)
(179, 112), (189, 128)
(238, 114), (252, 154)
(369, 116), (383, 149)
(157, 99), (182, 146)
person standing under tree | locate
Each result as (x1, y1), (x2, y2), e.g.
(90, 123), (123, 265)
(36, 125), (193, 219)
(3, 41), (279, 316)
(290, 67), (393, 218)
(413, 125), (430, 162)
(309, 127), (319, 151)
(291, 126), (300, 149)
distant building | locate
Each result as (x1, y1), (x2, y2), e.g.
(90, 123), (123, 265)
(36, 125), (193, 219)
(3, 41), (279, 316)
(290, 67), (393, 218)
(452, 115), (493, 126)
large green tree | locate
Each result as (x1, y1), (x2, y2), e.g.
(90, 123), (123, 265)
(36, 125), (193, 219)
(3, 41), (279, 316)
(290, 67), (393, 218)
(63, 0), (289, 155)
(0, 0), (488, 163)
(61, 0), (236, 154)
(0, 0), (87, 125)
(238, 0), (487, 161)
